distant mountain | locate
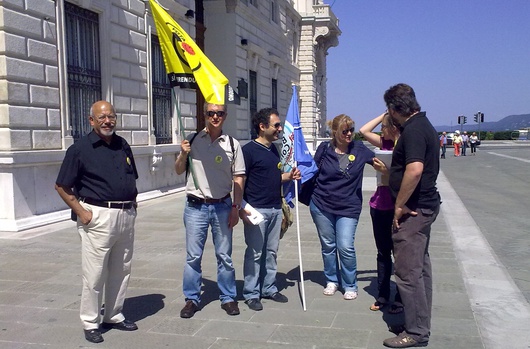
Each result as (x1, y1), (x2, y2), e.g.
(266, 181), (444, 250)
(435, 114), (530, 132)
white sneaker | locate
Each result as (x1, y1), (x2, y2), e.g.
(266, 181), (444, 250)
(343, 291), (358, 300)
(323, 283), (338, 296)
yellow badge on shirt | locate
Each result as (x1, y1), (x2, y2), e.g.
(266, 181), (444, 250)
(348, 154), (355, 162)
(215, 155), (223, 163)
(126, 157), (131, 165)
(277, 162), (282, 170)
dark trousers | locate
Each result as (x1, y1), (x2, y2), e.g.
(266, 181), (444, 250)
(440, 145), (446, 158)
(392, 205), (440, 343)
(470, 143), (477, 154)
(461, 142), (467, 155)
(370, 208), (401, 303)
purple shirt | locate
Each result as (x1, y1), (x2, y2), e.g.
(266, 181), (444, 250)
(369, 136), (394, 211)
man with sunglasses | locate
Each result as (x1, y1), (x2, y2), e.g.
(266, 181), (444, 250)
(240, 108), (301, 311)
(175, 102), (246, 318)
(55, 101), (139, 343)
(384, 84), (440, 348)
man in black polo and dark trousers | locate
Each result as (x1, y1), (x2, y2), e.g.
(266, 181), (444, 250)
(55, 101), (139, 344)
(383, 84), (441, 348)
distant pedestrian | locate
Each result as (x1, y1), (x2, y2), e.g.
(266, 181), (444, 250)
(470, 132), (479, 155)
(240, 108), (301, 311)
(359, 112), (403, 314)
(384, 83), (441, 348)
(55, 101), (139, 344)
(452, 130), (462, 156)
(174, 102), (245, 319)
(461, 131), (469, 156)
(439, 132), (447, 159)
(310, 114), (375, 301)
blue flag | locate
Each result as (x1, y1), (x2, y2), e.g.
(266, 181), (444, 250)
(281, 86), (318, 205)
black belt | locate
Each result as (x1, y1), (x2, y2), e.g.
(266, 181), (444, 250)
(187, 194), (230, 204)
(82, 197), (136, 209)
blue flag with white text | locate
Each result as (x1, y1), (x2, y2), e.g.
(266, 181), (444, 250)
(281, 86), (318, 205)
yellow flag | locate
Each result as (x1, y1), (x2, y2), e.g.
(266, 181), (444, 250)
(149, 0), (228, 104)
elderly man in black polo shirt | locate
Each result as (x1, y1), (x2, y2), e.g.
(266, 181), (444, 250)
(55, 100), (138, 344)
(384, 84), (441, 348)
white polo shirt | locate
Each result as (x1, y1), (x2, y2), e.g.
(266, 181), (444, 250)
(185, 129), (246, 199)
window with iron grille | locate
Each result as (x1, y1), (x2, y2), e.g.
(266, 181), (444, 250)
(271, 78), (277, 109)
(151, 35), (173, 144)
(249, 70), (258, 139)
(65, 2), (102, 142)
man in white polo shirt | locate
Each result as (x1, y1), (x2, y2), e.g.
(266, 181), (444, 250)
(175, 102), (246, 318)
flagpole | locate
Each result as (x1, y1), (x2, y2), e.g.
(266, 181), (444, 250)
(172, 87), (199, 189)
(293, 168), (307, 311)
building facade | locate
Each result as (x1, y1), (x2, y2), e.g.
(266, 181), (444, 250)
(0, 0), (339, 232)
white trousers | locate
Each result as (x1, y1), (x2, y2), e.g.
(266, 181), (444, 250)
(77, 202), (136, 330)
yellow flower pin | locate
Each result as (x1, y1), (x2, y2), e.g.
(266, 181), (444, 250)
(126, 157), (131, 165)
(277, 162), (282, 170)
(348, 154), (355, 162)
(215, 155), (223, 163)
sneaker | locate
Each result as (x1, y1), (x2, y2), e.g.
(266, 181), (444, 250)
(343, 291), (358, 300)
(323, 282), (338, 296)
(264, 292), (288, 303)
(383, 333), (428, 348)
(245, 298), (263, 311)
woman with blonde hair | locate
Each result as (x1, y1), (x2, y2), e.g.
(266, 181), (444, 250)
(359, 112), (403, 314)
(309, 114), (375, 300)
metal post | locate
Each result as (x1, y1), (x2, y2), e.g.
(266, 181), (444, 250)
(478, 111), (481, 141)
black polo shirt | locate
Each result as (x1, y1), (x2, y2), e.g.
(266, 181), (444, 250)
(242, 140), (282, 209)
(389, 112), (440, 210)
(56, 131), (138, 201)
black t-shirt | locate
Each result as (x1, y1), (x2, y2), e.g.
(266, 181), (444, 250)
(56, 131), (138, 201)
(242, 140), (282, 209)
(389, 112), (440, 210)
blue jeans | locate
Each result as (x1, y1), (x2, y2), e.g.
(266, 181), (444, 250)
(243, 208), (282, 300)
(309, 200), (359, 292)
(182, 199), (236, 304)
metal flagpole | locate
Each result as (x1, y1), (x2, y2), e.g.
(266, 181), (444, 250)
(293, 163), (307, 311)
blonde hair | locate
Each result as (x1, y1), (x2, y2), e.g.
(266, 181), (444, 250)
(327, 114), (355, 146)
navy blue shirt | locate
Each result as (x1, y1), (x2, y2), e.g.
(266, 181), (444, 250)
(242, 140), (282, 209)
(389, 112), (440, 210)
(312, 140), (375, 218)
(56, 131), (138, 201)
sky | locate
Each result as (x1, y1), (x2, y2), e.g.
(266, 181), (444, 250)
(325, 0), (530, 130)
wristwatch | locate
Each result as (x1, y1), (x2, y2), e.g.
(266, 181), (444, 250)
(232, 204), (241, 210)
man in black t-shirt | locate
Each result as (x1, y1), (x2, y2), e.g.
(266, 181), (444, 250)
(240, 108), (300, 311)
(55, 101), (138, 344)
(383, 84), (441, 348)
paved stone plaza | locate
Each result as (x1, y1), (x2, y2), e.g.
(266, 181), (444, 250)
(0, 168), (527, 348)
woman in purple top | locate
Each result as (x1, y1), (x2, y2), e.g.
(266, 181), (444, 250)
(359, 112), (403, 314)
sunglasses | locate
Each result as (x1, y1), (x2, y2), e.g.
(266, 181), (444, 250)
(342, 127), (355, 135)
(271, 122), (282, 129)
(206, 110), (226, 117)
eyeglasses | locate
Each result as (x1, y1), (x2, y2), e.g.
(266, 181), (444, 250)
(271, 122), (282, 129)
(93, 114), (117, 122)
(342, 127), (355, 135)
(206, 110), (226, 117)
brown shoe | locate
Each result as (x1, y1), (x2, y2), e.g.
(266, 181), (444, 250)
(180, 300), (199, 318)
(221, 301), (240, 315)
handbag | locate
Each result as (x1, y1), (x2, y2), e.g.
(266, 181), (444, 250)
(297, 142), (328, 206)
(280, 197), (293, 239)
(298, 178), (316, 206)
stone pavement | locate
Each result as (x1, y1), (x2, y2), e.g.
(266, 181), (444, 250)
(0, 168), (512, 349)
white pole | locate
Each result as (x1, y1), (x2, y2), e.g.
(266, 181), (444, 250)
(293, 161), (307, 311)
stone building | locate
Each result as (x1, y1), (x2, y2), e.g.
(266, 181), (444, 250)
(0, 0), (340, 232)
